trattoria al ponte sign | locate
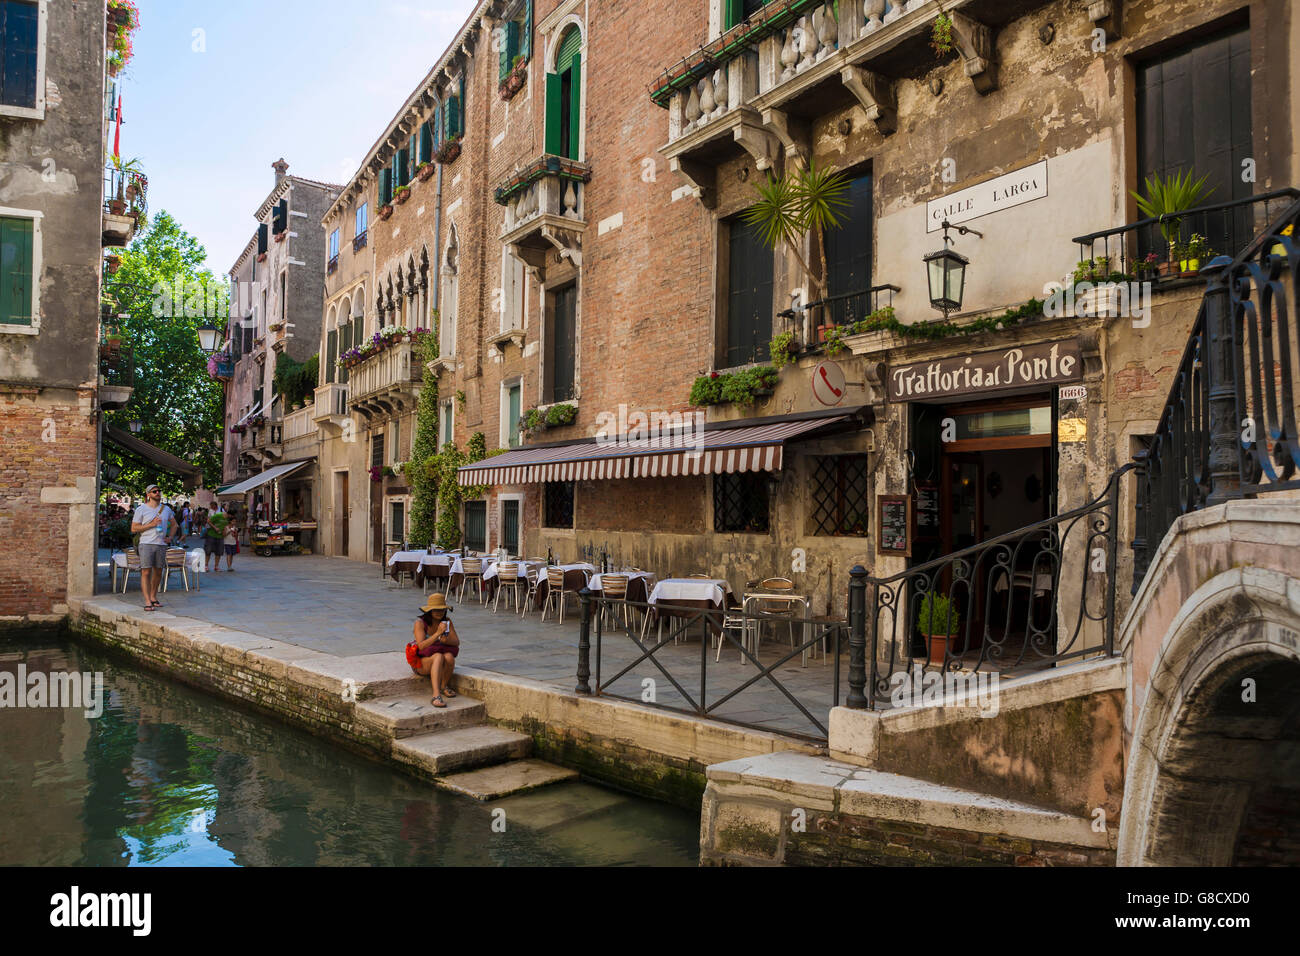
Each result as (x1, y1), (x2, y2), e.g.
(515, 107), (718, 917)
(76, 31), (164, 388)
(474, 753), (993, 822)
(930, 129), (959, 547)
(926, 159), (1049, 232)
(887, 340), (1082, 402)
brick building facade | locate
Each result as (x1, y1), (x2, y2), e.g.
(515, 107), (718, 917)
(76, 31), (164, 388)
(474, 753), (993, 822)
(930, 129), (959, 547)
(0, 2), (112, 624)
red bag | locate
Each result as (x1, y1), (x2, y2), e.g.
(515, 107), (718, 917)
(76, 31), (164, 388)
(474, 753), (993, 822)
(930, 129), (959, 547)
(405, 642), (420, 668)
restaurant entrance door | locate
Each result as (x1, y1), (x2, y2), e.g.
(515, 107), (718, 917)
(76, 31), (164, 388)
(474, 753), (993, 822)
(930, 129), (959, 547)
(911, 394), (1056, 658)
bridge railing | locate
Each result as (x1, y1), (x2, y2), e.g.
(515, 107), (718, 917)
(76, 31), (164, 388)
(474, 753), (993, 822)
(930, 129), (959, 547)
(842, 467), (1130, 710)
(1133, 196), (1300, 589)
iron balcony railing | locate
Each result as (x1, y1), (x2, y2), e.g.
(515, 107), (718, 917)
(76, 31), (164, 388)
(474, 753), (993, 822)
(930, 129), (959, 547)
(799, 283), (900, 330)
(842, 466), (1130, 710)
(1133, 194), (1300, 589)
(99, 343), (135, 389)
(102, 163), (147, 219)
(1071, 188), (1297, 280)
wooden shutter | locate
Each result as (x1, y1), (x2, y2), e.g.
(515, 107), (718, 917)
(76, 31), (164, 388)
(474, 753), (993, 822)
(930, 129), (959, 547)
(379, 168), (391, 205)
(257, 223), (268, 254)
(522, 0), (532, 59)
(500, 20), (519, 82)
(545, 72), (562, 155)
(1, 1), (39, 109)
(824, 172), (873, 296)
(325, 329), (337, 384)
(567, 54), (581, 159)
(0, 217), (32, 326)
(419, 122), (432, 164)
(727, 216), (773, 367)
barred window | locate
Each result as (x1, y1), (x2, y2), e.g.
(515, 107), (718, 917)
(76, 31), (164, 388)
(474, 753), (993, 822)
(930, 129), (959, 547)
(810, 455), (870, 536)
(543, 481), (574, 528)
(713, 472), (769, 534)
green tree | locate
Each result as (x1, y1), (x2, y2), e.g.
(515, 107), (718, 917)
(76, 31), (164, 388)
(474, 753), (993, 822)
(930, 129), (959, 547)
(102, 211), (228, 494)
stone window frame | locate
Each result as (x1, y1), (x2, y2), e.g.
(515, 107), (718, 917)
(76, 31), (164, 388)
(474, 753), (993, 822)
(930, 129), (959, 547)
(0, 205), (42, 335)
(0, 0), (47, 121)
(541, 13), (587, 163)
(499, 245), (527, 333)
(499, 376), (522, 449)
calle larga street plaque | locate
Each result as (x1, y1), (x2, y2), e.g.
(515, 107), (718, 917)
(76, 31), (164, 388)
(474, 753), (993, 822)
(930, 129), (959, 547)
(886, 339), (1082, 403)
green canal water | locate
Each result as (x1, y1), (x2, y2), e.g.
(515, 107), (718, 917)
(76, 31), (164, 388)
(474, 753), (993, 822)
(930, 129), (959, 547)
(0, 631), (701, 866)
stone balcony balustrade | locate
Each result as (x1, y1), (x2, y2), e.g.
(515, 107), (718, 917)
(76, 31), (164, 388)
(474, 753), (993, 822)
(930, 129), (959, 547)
(347, 338), (424, 419)
(495, 154), (591, 281)
(313, 382), (351, 433)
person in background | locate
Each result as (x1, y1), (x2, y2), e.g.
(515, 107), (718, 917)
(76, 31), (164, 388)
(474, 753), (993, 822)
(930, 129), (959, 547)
(223, 512), (239, 571)
(204, 506), (228, 572)
(131, 484), (178, 610)
(180, 502), (192, 538)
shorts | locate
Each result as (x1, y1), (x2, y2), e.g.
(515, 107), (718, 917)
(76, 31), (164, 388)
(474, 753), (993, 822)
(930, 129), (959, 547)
(138, 543), (166, 568)
(203, 536), (222, 556)
(224, 544), (237, 556)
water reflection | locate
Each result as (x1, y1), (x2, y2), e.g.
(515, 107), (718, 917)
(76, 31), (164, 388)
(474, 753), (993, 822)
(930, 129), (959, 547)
(0, 632), (699, 866)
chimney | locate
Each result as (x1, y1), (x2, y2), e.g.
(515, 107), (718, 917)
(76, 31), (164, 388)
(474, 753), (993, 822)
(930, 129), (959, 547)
(273, 158), (289, 185)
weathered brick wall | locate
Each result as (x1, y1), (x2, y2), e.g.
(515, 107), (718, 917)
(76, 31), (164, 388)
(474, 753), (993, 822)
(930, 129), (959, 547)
(0, 388), (97, 620)
(1232, 785), (1300, 865)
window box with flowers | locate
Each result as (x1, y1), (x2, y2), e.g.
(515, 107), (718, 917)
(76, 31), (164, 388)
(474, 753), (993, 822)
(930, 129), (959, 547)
(394, 185), (412, 205)
(369, 466), (383, 483)
(378, 204), (394, 222)
(500, 57), (528, 101)
(107, 0), (140, 78)
(417, 162), (435, 183)
(268, 321), (285, 333)
(436, 136), (463, 166)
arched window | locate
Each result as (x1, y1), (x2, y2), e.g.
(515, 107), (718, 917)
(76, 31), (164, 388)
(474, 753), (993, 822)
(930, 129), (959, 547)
(337, 295), (353, 384)
(546, 26), (582, 160)
(441, 225), (459, 356)
(325, 304), (339, 384)
(352, 287), (365, 343)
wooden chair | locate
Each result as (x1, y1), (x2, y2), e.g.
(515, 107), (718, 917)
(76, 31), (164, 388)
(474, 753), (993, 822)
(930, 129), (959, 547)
(161, 547), (190, 592)
(541, 566), (577, 624)
(493, 562), (523, 613)
(753, 577), (800, 651)
(458, 558), (485, 605)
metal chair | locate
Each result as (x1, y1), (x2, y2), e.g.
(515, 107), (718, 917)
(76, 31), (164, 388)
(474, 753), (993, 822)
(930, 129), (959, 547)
(116, 548), (141, 593)
(541, 566), (578, 623)
(161, 547), (190, 592)
(493, 561), (523, 613)
(718, 595), (756, 662)
(458, 558), (485, 605)
(519, 564), (541, 618)
(753, 577), (800, 651)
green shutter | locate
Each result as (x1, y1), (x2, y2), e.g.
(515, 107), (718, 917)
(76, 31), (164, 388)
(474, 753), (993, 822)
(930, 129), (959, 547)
(500, 20), (520, 82)
(379, 168), (391, 205)
(725, 0), (743, 29)
(447, 95), (461, 139)
(545, 72), (562, 155)
(419, 122), (433, 164)
(556, 26), (581, 72)
(567, 54), (582, 159)
(522, 0), (532, 59)
(0, 217), (33, 326)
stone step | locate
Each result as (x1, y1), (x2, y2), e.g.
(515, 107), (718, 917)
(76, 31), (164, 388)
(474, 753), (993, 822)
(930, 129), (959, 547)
(437, 759), (579, 801)
(487, 781), (630, 831)
(355, 690), (486, 738)
(392, 725), (532, 776)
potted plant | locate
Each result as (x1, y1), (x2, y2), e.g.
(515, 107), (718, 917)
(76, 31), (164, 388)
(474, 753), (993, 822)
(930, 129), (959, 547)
(1131, 169), (1215, 271)
(824, 325), (847, 357)
(105, 253), (122, 274)
(545, 403), (578, 427)
(417, 161), (435, 182)
(436, 136), (463, 165)
(1139, 251), (1161, 281)
(770, 330), (800, 369)
(1183, 233), (1211, 273)
(394, 184), (412, 205)
(917, 591), (960, 667)
(378, 203), (394, 221)
(519, 407), (546, 435)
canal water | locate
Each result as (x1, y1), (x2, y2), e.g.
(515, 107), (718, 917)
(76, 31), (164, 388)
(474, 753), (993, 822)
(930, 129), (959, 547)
(0, 631), (701, 866)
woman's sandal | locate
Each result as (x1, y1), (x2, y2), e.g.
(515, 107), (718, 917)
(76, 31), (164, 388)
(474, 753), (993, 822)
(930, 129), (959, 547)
(442, 686), (457, 699)
(431, 695), (446, 708)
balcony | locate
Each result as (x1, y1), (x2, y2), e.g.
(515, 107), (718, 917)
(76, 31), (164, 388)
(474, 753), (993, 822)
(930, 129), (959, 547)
(654, 0), (1050, 205)
(283, 404), (317, 458)
(250, 419), (283, 463)
(347, 339), (424, 417)
(313, 382), (351, 432)
(495, 154), (591, 280)
(102, 162), (146, 247)
(98, 342), (134, 410)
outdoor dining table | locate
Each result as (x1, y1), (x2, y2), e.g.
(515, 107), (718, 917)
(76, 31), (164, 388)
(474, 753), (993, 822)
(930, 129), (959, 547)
(587, 570), (657, 605)
(386, 550), (452, 587)
(530, 562), (597, 610)
(644, 578), (735, 637)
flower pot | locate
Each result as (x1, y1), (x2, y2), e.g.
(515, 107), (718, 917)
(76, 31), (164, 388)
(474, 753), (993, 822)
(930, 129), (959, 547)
(257, 252), (268, 263)
(437, 142), (462, 165)
(109, 198), (127, 216)
(1156, 260), (1177, 278)
(924, 632), (952, 667)
(378, 204), (394, 221)
(394, 190), (411, 205)
(417, 164), (435, 182)
(817, 324), (833, 343)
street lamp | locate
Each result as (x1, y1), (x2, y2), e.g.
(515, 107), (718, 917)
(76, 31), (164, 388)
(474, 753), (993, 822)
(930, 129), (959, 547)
(923, 220), (983, 318)
(197, 320), (221, 355)
(129, 419), (142, 434)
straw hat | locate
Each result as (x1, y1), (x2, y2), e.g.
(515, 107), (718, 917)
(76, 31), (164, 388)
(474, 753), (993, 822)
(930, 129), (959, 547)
(419, 593), (451, 613)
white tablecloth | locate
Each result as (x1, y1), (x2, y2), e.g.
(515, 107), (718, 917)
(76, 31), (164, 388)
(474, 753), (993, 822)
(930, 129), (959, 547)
(648, 578), (732, 606)
(484, 560), (545, 583)
(387, 550), (449, 566)
(588, 571), (657, 591)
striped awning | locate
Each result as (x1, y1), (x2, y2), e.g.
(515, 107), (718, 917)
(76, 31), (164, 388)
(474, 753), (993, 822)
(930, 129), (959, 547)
(457, 414), (853, 486)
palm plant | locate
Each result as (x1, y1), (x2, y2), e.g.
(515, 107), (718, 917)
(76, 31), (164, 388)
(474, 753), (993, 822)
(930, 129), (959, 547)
(1130, 169), (1215, 261)
(742, 159), (851, 303)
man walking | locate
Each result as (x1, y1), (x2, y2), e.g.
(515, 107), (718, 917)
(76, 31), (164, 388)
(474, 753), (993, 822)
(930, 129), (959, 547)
(204, 506), (228, 572)
(131, 484), (178, 610)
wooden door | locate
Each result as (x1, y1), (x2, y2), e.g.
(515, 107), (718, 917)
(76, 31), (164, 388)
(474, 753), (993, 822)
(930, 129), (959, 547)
(336, 471), (349, 557)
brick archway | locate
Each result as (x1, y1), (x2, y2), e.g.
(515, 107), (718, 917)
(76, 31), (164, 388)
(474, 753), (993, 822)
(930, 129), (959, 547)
(1119, 568), (1300, 865)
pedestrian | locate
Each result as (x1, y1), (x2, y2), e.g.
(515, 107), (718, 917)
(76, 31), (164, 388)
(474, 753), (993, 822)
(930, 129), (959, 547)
(204, 506), (228, 572)
(223, 514), (239, 571)
(130, 484), (178, 611)
(180, 503), (192, 538)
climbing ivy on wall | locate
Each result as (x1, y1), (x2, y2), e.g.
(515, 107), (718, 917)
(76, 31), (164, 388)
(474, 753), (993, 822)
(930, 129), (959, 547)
(407, 317), (441, 546)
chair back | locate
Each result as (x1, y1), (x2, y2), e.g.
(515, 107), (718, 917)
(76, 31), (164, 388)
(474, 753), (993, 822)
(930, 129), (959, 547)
(165, 548), (186, 567)
(759, 577), (794, 590)
(463, 558), (483, 574)
(497, 561), (519, 582)
(601, 574), (628, 599)
(546, 567), (566, 588)
(125, 548), (141, 569)
(687, 572), (712, 579)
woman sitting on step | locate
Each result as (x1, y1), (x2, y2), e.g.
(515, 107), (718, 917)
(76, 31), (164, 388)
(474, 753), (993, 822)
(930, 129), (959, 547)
(407, 593), (460, 708)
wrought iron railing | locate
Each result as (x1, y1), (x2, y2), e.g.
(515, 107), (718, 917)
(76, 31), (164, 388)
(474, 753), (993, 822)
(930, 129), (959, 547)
(574, 591), (843, 741)
(842, 466), (1131, 710)
(102, 163), (147, 219)
(1071, 189), (1297, 280)
(99, 343), (135, 388)
(1132, 195), (1300, 588)
(801, 283), (900, 331)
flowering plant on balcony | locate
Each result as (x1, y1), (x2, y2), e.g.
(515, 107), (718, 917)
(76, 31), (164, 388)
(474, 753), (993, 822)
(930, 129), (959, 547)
(248, 414), (267, 430)
(207, 351), (233, 381)
(369, 466), (383, 482)
(230, 424), (246, 435)
(107, 0), (140, 76)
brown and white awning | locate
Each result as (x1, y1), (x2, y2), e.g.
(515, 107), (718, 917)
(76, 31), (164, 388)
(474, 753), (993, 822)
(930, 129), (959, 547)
(457, 412), (856, 487)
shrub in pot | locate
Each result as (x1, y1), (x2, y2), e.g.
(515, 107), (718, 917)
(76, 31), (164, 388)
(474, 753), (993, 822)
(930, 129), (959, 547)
(916, 591), (960, 666)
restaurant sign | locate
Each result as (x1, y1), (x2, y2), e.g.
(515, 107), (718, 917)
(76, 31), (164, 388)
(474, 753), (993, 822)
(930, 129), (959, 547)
(887, 339), (1082, 402)
(926, 160), (1048, 232)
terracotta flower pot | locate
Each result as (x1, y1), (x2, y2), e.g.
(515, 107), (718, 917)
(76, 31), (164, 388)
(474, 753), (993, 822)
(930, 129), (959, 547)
(394, 190), (411, 205)
(925, 632), (951, 666)
(417, 164), (435, 182)
(109, 198), (127, 216)
(378, 204), (394, 221)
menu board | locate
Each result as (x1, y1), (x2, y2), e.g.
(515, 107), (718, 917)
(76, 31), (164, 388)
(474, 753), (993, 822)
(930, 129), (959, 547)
(915, 482), (939, 533)
(877, 495), (912, 557)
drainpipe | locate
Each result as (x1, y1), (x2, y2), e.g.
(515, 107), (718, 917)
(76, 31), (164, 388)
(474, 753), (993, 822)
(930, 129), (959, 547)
(433, 163), (442, 318)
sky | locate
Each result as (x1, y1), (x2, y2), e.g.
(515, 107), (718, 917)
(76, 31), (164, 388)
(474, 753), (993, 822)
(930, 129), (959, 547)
(119, 0), (474, 274)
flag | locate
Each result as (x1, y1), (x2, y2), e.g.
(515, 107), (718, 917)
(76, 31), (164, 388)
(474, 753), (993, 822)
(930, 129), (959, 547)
(113, 95), (123, 159)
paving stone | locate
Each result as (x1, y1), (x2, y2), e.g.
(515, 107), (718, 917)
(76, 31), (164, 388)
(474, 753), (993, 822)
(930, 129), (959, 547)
(355, 690), (486, 737)
(437, 759), (578, 800)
